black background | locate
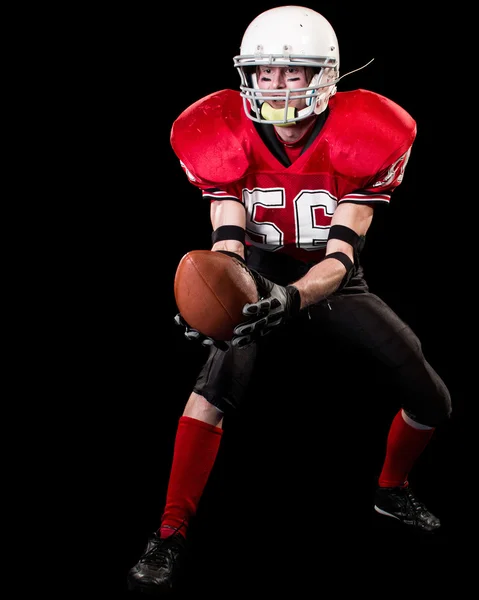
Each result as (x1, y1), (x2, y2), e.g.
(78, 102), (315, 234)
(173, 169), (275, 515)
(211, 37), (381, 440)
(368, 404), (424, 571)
(80, 3), (471, 596)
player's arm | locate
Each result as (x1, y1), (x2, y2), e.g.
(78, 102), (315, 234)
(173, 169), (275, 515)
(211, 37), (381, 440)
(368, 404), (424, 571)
(294, 201), (373, 307)
(210, 200), (246, 261)
(291, 144), (413, 306)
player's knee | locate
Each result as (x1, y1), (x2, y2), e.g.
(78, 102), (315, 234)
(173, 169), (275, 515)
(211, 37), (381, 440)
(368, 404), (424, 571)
(193, 387), (244, 413)
(404, 380), (452, 428)
(184, 391), (224, 421)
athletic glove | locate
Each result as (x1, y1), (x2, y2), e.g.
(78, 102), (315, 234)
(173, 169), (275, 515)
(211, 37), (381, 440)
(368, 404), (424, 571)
(231, 269), (301, 348)
(174, 313), (228, 351)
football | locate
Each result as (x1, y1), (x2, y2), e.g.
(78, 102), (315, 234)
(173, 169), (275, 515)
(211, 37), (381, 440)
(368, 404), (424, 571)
(174, 250), (259, 341)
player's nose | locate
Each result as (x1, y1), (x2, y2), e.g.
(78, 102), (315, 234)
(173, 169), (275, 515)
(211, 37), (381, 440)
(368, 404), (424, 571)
(268, 70), (286, 88)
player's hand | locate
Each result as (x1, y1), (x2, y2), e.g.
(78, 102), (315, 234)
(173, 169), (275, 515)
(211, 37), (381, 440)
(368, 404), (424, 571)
(231, 270), (301, 348)
(174, 314), (228, 351)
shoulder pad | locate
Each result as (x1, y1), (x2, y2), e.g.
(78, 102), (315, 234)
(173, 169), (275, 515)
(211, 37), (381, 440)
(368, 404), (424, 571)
(327, 90), (416, 177)
(170, 90), (250, 186)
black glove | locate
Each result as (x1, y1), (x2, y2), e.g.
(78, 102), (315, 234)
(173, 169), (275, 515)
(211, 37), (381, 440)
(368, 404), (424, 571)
(231, 270), (301, 348)
(174, 313), (228, 351)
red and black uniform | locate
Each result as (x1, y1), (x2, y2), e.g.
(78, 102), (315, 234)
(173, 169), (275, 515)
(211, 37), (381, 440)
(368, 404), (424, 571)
(170, 88), (451, 426)
(172, 88), (413, 262)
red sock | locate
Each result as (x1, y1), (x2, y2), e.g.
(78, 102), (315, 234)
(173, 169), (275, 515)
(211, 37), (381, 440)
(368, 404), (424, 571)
(159, 416), (223, 539)
(378, 410), (434, 488)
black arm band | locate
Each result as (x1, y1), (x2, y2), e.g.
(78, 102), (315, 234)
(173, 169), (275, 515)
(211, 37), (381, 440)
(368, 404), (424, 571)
(216, 250), (246, 264)
(324, 251), (354, 291)
(324, 251), (353, 272)
(212, 225), (246, 246)
(328, 224), (360, 249)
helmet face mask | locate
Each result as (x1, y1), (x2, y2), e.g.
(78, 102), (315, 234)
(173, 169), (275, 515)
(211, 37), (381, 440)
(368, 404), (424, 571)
(233, 6), (340, 125)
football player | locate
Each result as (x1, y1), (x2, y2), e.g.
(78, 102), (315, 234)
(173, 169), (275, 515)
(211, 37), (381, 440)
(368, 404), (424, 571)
(128, 5), (451, 594)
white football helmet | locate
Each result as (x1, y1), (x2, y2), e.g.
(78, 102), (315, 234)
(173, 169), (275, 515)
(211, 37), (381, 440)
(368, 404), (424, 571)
(233, 6), (340, 125)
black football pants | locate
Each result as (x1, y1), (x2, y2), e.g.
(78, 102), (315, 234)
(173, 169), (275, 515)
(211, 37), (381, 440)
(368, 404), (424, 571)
(193, 249), (451, 427)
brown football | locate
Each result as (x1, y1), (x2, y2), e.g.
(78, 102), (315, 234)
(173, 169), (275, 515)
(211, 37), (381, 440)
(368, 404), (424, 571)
(174, 250), (259, 341)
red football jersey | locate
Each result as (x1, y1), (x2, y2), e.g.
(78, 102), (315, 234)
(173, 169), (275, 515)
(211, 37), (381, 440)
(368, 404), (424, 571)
(171, 89), (416, 262)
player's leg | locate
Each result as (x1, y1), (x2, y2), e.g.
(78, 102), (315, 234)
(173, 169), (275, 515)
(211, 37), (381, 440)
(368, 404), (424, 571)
(127, 342), (258, 594)
(309, 291), (451, 531)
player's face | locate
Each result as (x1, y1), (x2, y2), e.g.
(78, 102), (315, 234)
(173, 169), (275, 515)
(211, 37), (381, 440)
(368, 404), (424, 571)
(256, 66), (311, 110)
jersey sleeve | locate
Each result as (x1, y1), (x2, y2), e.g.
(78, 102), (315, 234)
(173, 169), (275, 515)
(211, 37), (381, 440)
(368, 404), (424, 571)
(340, 147), (413, 206)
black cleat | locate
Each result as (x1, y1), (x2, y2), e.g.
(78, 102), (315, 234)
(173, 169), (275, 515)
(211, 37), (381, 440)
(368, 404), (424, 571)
(374, 486), (441, 532)
(127, 532), (186, 595)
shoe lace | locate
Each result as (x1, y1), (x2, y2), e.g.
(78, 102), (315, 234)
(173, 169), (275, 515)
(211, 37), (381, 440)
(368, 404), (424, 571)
(404, 488), (427, 514)
(141, 520), (186, 565)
